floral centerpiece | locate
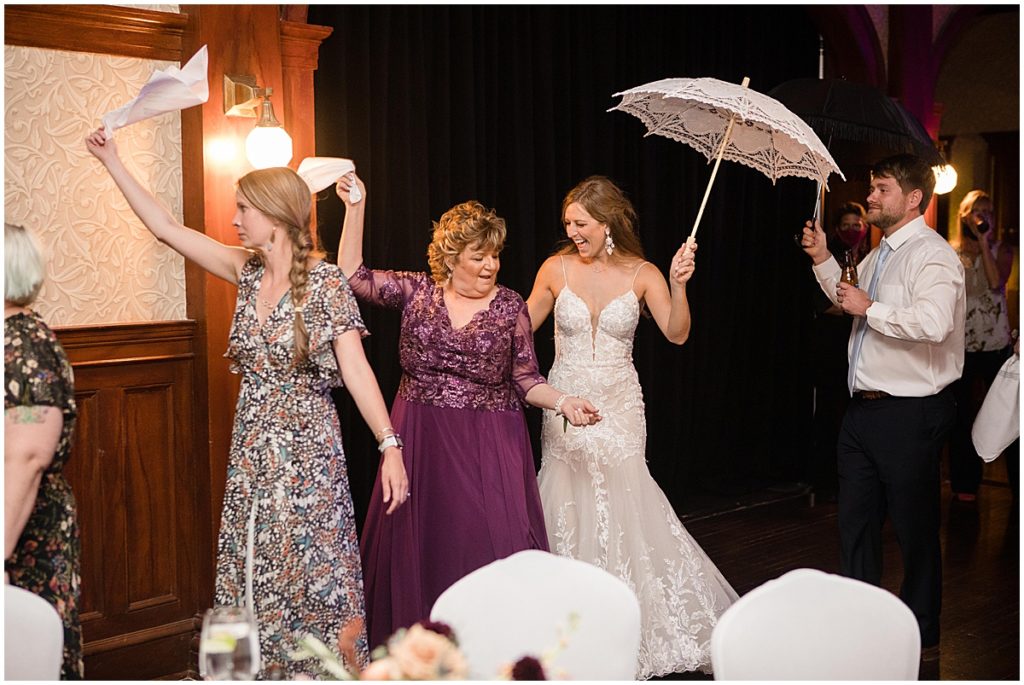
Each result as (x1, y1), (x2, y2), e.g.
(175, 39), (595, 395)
(294, 614), (579, 680)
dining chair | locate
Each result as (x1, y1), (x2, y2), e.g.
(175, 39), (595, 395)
(5, 584), (64, 680)
(430, 549), (642, 680)
(710, 567), (920, 680)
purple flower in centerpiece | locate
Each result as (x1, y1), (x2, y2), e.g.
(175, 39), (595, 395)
(511, 656), (547, 680)
(416, 620), (457, 643)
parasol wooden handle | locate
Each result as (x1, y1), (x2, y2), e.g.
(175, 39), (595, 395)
(689, 76), (750, 240)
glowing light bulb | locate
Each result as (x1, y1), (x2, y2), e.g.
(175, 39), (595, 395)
(245, 126), (293, 170)
(932, 164), (958, 195)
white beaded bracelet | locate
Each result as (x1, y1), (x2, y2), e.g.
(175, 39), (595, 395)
(553, 394), (570, 416)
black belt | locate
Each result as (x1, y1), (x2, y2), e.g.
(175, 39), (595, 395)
(853, 390), (891, 400)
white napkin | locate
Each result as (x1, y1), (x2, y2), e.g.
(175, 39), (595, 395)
(972, 354), (1019, 462)
(297, 157), (362, 203)
(102, 45), (210, 140)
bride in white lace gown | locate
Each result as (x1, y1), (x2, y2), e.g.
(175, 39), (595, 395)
(527, 177), (738, 678)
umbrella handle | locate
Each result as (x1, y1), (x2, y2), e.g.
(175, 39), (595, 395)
(690, 76), (750, 240)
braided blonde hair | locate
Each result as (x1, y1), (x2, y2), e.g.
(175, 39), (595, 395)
(237, 167), (321, 366)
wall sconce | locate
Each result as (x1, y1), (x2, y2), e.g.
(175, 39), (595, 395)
(224, 74), (293, 169)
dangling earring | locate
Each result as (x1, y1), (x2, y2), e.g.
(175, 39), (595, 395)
(604, 227), (615, 256)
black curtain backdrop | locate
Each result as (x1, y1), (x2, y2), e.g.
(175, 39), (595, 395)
(308, 5), (827, 529)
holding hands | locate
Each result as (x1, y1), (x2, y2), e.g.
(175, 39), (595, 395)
(556, 394), (602, 427)
(669, 238), (698, 286)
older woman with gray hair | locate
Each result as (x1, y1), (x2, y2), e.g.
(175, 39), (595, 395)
(5, 222), (83, 679)
(335, 174), (601, 648)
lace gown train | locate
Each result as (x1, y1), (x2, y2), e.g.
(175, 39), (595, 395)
(538, 266), (738, 678)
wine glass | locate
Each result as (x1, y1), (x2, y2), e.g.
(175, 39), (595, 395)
(199, 606), (260, 680)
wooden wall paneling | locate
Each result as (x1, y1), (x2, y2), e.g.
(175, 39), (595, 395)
(84, 622), (195, 681)
(180, 72), (216, 616)
(123, 379), (178, 612)
(4, 4), (187, 61)
(180, 5), (285, 560)
(58, 321), (201, 679)
(280, 19), (334, 166)
(60, 388), (105, 623)
(280, 19), (334, 249)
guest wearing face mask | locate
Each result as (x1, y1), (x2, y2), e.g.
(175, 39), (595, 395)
(833, 202), (871, 264)
(947, 190), (1015, 502)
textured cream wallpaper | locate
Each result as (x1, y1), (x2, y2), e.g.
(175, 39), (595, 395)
(5, 45), (187, 326)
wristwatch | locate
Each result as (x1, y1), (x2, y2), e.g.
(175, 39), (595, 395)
(378, 434), (404, 453)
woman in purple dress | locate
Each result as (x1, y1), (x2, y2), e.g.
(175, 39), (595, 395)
(336, 174), (601, 648)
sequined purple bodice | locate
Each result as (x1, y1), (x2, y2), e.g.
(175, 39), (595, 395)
(349, 265), (546, 411)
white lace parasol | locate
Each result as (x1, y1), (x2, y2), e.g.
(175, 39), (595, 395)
(611, 76), (845, 238)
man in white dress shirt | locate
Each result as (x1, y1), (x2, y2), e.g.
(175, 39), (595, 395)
(800, 154), (965, 658)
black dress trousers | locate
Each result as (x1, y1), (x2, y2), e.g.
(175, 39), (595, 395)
(836, 388), (956, 648)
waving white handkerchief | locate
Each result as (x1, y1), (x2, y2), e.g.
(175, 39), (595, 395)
(102, 45), (210, 140)
(297, 157), (363, 203)
(972, 353), (1019, 462)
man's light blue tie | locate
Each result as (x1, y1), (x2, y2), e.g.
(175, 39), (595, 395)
(847, 241), (893, 394)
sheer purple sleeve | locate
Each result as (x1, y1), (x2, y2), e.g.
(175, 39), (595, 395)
(511, 300), (547, 402)
(347, 263), (422, 310)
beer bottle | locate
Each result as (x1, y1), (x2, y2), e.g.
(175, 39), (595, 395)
(840, 249), (859, 287)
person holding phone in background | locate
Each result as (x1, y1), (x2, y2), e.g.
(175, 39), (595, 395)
(948, 190), (1014, 502)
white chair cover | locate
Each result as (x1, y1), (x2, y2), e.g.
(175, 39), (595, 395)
(430, 549), (641, 680)
(5, 584), (64, 680)
(711, 568), (920, 680)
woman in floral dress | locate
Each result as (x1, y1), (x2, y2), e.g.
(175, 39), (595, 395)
(5, 222), (83, 679)
(948, 189), (1014, 500)
(86, 130), (408, 676)
(335, 174), (601, 649)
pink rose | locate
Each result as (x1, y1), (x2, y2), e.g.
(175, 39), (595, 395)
(388, 624), (468, 680)
(361, 657), (398, 680)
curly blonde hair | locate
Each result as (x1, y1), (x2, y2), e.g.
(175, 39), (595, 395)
(237, 167), (322, 366)
(426, 201), (506, 284)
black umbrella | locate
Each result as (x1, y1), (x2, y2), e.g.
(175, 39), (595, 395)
(767, 78), (945, 167)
